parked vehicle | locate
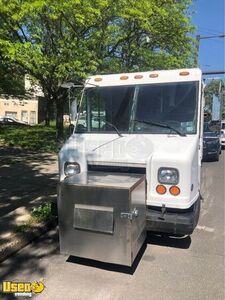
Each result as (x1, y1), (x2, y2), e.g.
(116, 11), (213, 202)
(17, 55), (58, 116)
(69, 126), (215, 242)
(203, 123), (221, 161)
(0, 116), (29, 126)
(220, 120), (225, 149)
(58, 68), (203, 265)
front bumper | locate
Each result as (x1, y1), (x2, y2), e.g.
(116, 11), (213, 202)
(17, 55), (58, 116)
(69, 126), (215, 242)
(146, 197), (201, 235)
(203, 147), (220, 160)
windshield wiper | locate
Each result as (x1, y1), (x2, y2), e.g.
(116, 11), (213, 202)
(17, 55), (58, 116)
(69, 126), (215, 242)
(94, 116), (122, 137)
(134, 119), (186, 137)
(105, 121), (123, 137)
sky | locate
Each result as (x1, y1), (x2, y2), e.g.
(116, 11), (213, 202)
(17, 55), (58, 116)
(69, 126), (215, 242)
(191, 0), (225, 78)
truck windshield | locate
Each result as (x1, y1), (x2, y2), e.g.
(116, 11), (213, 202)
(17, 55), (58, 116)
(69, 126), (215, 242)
(76, 81), (199, 135)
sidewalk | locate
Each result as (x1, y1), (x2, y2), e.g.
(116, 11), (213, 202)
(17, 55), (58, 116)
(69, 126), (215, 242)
(0, 146), (58, 261)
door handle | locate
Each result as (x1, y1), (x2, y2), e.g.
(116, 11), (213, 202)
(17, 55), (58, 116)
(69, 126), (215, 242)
(120, 208), (139, 220)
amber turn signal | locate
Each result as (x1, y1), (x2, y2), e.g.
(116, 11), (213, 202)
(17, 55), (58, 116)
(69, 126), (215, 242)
(169, 186), (180, 196)
(156, 185), (167, 195)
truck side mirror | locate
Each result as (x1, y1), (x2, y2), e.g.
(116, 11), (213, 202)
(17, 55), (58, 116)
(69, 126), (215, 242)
(70, 99), (77, 123)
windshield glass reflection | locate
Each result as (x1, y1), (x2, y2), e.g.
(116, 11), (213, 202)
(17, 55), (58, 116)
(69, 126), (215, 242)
(76, 81), (199, 135)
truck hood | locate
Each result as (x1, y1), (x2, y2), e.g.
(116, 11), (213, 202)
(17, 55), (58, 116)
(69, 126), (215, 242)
(60, 133), (199, 168)
(59, 133), (200, 210)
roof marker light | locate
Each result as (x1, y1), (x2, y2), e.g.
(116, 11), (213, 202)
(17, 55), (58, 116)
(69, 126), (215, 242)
(120, 75), (129, 80)
(179, 71), (190, 76)
(134, 74), (143, 79)
(149, 73), (159, 78)
(94, 77), (103, 82)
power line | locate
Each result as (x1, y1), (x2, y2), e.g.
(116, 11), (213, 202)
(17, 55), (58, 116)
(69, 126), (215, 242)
(198, 30), (224, 37)
(198, 26), (224, 35)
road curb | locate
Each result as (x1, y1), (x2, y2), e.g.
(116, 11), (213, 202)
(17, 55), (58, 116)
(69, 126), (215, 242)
(0, 219), (57, 263)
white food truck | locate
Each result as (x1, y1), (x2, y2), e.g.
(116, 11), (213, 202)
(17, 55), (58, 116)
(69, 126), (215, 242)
(58, 68), (203, 265)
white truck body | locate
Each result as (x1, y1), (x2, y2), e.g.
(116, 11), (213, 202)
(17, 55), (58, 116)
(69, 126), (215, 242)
(59, 68), (203, 234)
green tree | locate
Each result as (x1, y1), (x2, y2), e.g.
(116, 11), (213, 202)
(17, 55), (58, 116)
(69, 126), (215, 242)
(97, 0), (196, 72)
(0, 0), (195, 140)
(204, 79), (225, 113)
(0, 58), (25, 95)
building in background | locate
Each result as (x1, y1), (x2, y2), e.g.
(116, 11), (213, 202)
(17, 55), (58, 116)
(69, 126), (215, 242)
(0, 75), (45, 125)
(24, 74), (44, 98)
(0, 96), (38, 124)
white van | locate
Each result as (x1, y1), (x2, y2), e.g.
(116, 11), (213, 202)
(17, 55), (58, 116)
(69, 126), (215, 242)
(59, 68), (203, 235)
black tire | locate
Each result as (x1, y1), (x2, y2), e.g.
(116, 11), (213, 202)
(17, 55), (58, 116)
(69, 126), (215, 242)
(215, 153), (219, 161)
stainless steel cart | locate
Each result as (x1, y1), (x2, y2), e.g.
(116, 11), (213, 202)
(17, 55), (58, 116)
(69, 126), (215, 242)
(58, 172), (146, 266)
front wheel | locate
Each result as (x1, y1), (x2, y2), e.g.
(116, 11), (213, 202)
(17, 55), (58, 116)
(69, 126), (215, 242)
(215, 153), (219, 161)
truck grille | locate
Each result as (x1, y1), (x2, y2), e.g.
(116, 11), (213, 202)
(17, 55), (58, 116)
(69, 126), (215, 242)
(88, 164), (146, 174)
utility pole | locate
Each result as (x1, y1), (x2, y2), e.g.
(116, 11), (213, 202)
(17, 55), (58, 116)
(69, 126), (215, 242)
(195, 33), (225, 66)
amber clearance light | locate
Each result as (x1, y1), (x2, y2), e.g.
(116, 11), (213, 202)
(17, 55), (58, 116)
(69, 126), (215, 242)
(120, 75), (129, 80)
(169, 186), (180, 196)
(134, 74), (143, 79)
(156, 185), (167, 195)
(149, 73), (159, 78)
(179, 71), (190, 76)
(94, 77), (103, 82)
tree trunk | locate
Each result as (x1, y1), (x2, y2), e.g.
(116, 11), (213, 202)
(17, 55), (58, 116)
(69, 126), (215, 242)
(56, 95), (64, 142)
(45, 99), (51, 126)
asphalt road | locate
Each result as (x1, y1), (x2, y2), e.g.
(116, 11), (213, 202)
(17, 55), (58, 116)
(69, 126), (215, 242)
(0, 152), (224, 300)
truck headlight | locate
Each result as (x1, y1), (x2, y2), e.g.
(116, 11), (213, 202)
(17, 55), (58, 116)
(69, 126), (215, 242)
(64, 162), (80, 176)
(158, 168), (179, 185)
